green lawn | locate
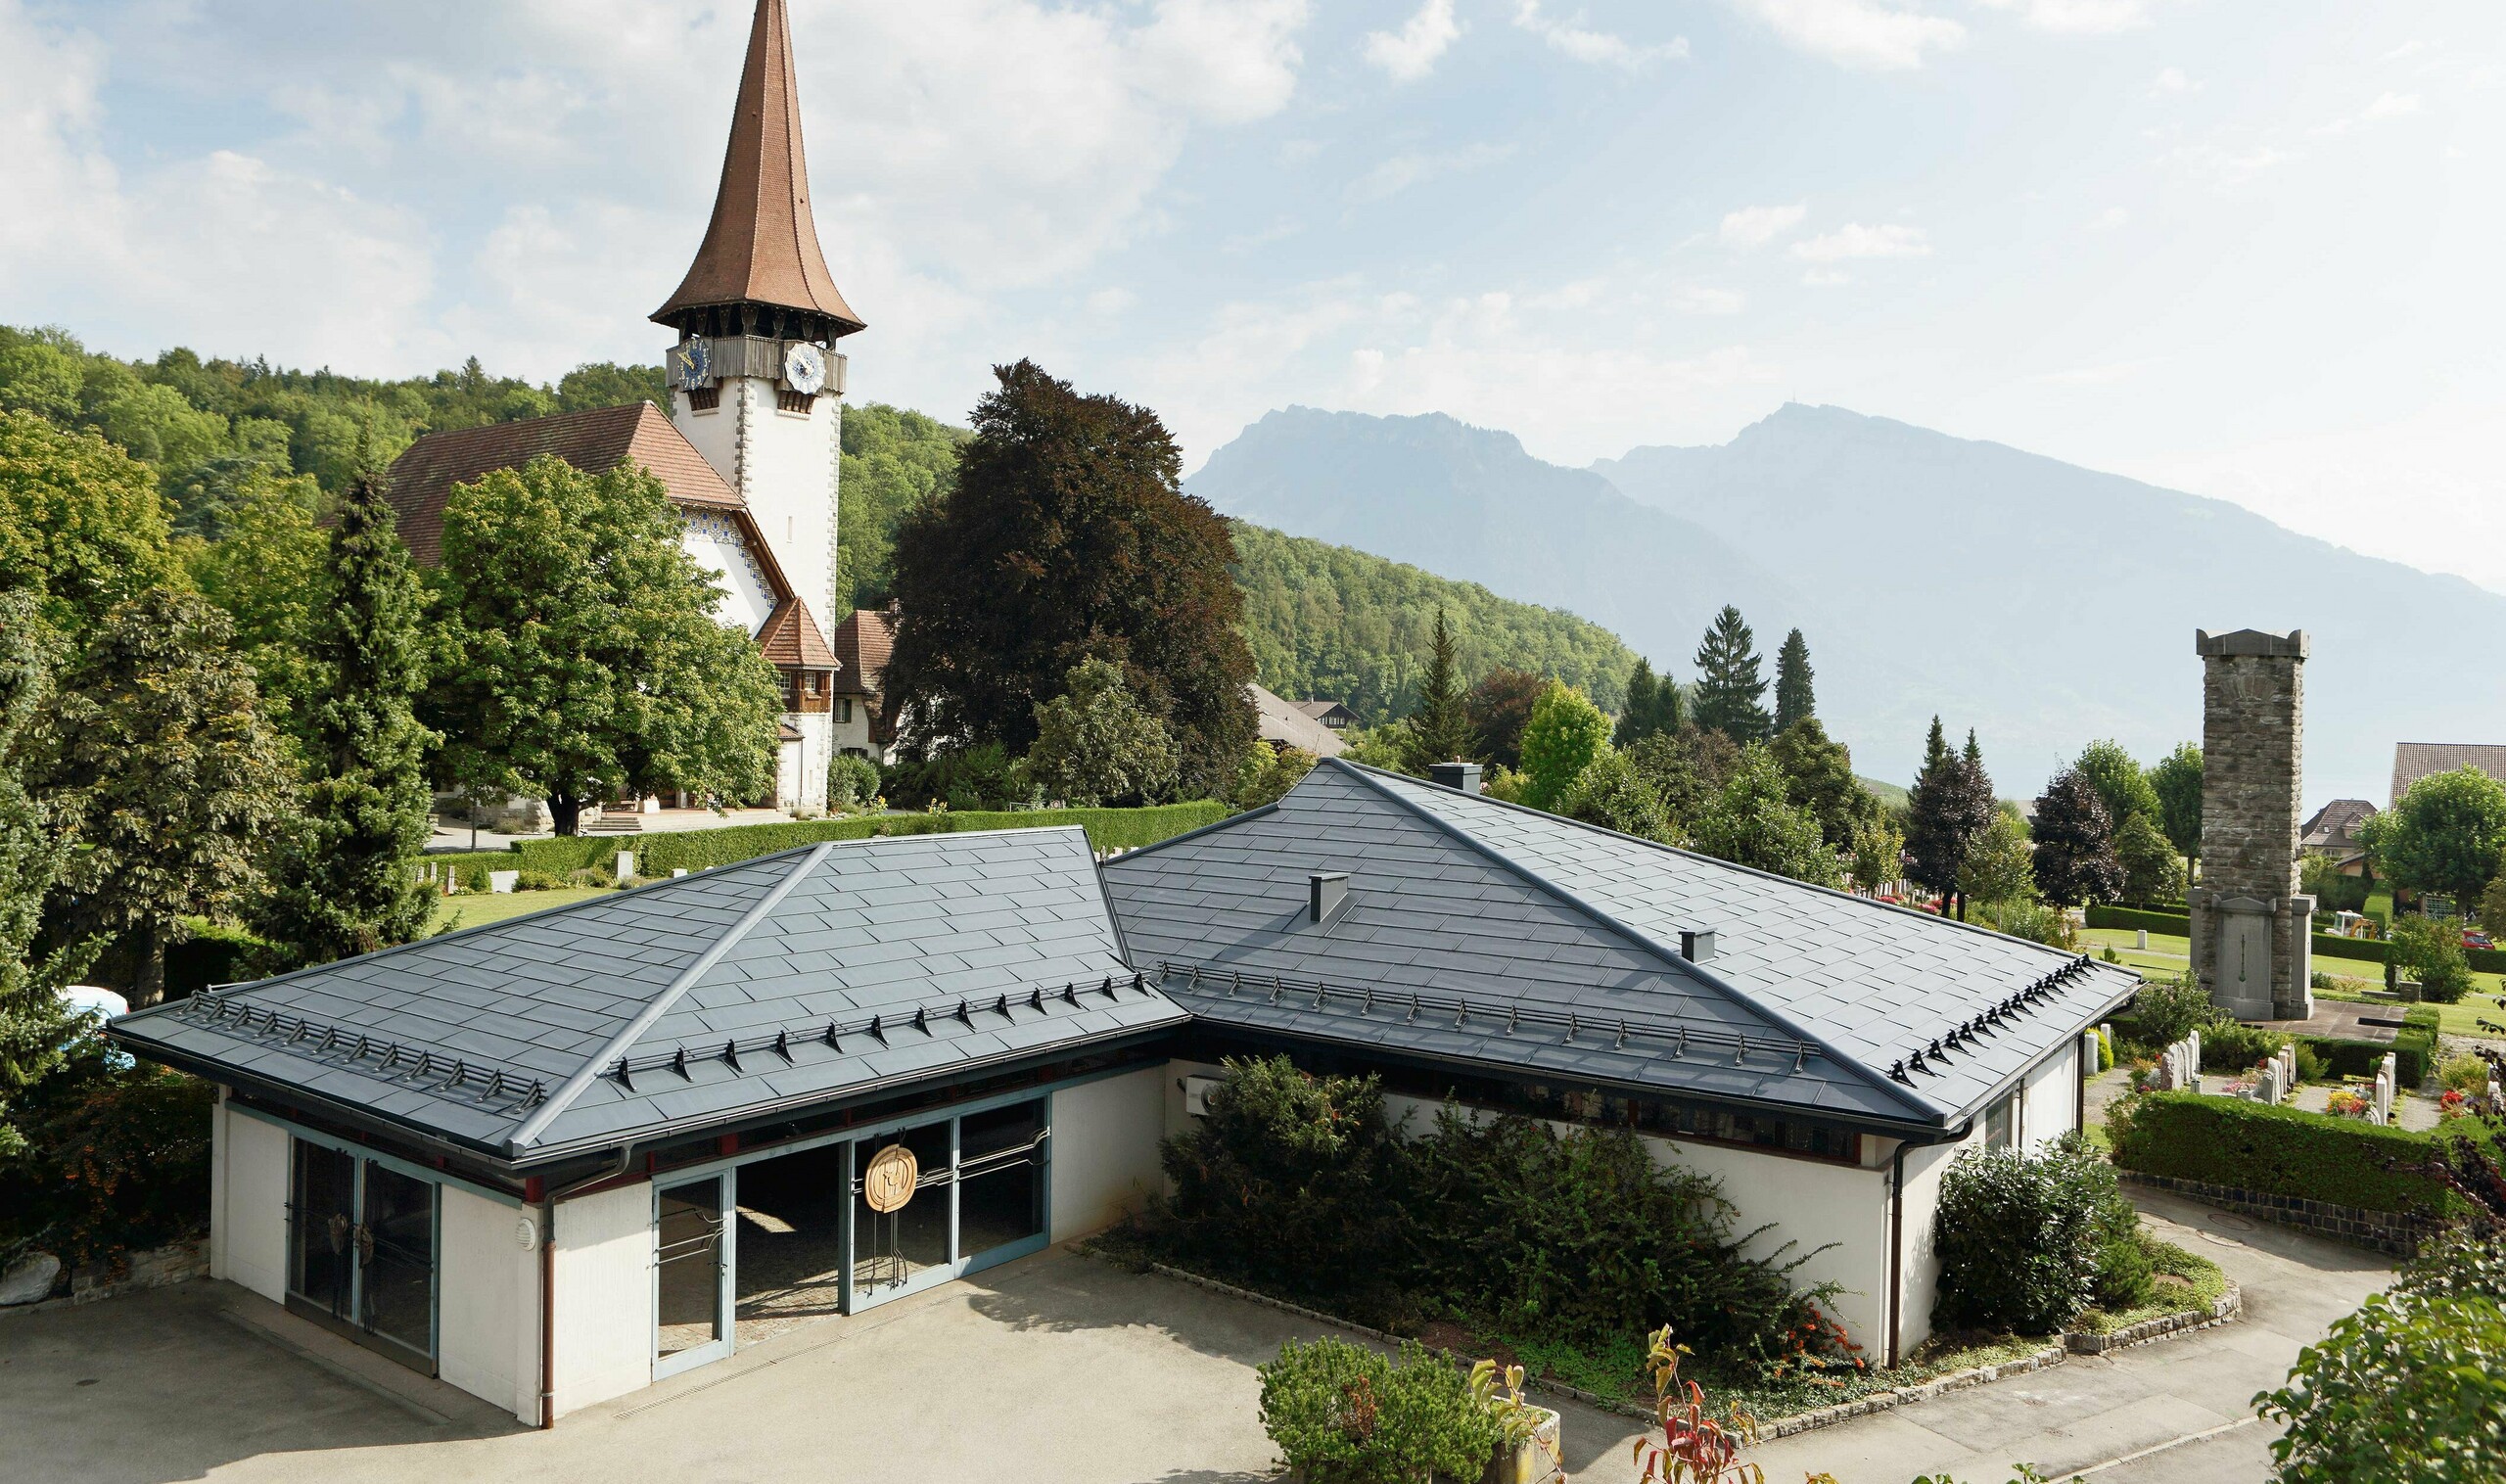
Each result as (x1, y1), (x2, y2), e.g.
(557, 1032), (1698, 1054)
(434, 885), (618, 931)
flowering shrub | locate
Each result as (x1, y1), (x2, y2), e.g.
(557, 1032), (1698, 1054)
(2324, 1090), (2369, 1119)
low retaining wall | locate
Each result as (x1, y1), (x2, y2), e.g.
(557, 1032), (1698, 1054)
(0, 1239), (209, 1318)
(1104, 1249), (2239, 1444)
(2119, 1171), (2443, 1258)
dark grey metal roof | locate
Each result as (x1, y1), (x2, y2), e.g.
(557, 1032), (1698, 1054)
(112, 827), (1183, 1165)
(1102, 761), (2138, 1130)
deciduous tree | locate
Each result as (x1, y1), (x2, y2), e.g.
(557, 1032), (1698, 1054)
(0, 410), (177, 641)
(1769, 717), (1879, 852)
(181, 466), (327, 747)
(1026, 657), (1181, 808)
(882, 360), (1255, 797)
(0, 593), (91, 1155)
(42, 590), (296, 1004)
(1464, 667), (1548, 768)
(1957, 810), (2036, 909)
(2359, 765), (2506, 914)
(1623, 731), (1710, 833)
(1688, 743), (1838, 886)
(2033, 767), (2125, 906)
(1561, 748), (1673, 843)
(1773, 628), (1814, 733)
(2147, 741), (2204, 886)
(1519, 682), (1610, 812)
(427, 454), (782, 835)
(2114, 812), (2187, 904)
(1690, 605), (1771, 744)
(2072, 739), (2160, 828)
(255, 476), (438, 969)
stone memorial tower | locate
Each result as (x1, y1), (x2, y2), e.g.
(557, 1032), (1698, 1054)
(2188, 628), (2313, 1022)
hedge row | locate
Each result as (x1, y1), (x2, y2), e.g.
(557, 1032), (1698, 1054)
(2110, 1090), (2467, 1218)
(2086, 904), (2506, 975)
(475, 801), (1233, 878)
(2086, 904), (2189, 936)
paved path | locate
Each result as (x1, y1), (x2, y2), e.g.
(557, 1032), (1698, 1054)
(0, 1193), (2387, 1484)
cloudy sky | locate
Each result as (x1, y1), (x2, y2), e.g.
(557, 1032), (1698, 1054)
(6, 0), (2501, 592)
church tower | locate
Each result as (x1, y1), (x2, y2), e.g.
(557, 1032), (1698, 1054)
(652, 0), (863, 658)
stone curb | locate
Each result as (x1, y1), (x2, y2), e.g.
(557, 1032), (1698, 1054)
(1100, 1251), (2241, 1442)
(2117, 1170), (2438, 1257)
(0, 1239), (209, 1319)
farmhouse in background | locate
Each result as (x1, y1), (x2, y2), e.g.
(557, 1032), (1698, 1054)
(2390, 742), (2506, 806)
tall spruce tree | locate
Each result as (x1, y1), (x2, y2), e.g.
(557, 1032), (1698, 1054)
(1690, 605), (1772, 744)
(1402, 608), (1477, 770)
(1612, 657), (1682, 747)
(257, 476), (438, 968)
(1905, 717), (1998, 920)
(1773, 628), (1815, 733)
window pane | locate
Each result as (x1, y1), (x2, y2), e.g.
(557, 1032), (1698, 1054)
(289, 1141), (357, 1321)
(656, 1178), (724, 1358)
(853, 1121), (950, 1295)
(958, 1100), (1046, 1259)
(359, 1164), (435, 1357)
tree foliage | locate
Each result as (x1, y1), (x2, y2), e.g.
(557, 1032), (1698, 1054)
(2146, 741), (2203, 863)
(1957, 810), (2037, 909)
(1689, 605), (1771, 745)
(179, 464), (327, 747)
(1518, 682), (1611, 812)
(40, 590), (296, 1004)
(1932, 1137), (2136, 1335)
(255, 477), (438, 968)
(1463, 668), (1549, 769)
(1689, 743), (1840, 886)
(427, 454), (783, 834)
(2072, 739), (2160, 828)
(1905, 718), (1998, 916)
(836, 402), (967, 619)
(2032, 767), (2125, 906)
(2113, 812), (2186, 904)
(1401, 609), (1477, 770)
(1773, 627), (1814, 733)
(1233, 740), (1318, 811)
(0, 409), (178, 641)
(1560, 747), (1673, 842)
(0, 593), (90, 1153)
(1026, 657), (1181, 808)
(1613, 657), (1682, 747)
(2360, 765), (2506, 911)
(883, 360), (1254, 797)
(1769, 717), (1878, 852)
(1623, 731), (1712, 834)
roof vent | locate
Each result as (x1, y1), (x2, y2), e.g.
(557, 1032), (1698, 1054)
(1680, 929), (1719, 963)
(1310, 871), (1350, 924)
(1427, 761), (1482, 795)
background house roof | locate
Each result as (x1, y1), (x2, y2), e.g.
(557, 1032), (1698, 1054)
(383, 402), (741, 567)
(829, 606), (896, 699)
(2390, 743), (2506, 806)
(113, 829), (1180, 1165)
(1250, 682), (1346, 759)
(1103, 761), (2135, 1130)
(2300, 798), (2378, 855)
(758, 595), (838, 671)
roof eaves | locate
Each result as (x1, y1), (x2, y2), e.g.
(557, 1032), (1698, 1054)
(508, 840), (836, 1152)
(1328, 760), (1952, 1124)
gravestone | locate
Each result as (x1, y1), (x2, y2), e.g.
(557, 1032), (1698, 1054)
(2188, 629), (2314, 1022)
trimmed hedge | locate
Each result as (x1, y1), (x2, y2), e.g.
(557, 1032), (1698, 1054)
(2110, 1090), (2464, 1218)
(489, 801), (1231, 878)
(2086, 904), (2188, 936)
(2086, 904), (2505, 975)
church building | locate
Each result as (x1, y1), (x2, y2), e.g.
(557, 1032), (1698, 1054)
(383, 0), (860, 813)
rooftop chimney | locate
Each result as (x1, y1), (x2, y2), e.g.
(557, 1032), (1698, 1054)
(1679, 929), (1718, 963)
(1309, 871), (1350, 924)
(1428, 762), (1482, 795)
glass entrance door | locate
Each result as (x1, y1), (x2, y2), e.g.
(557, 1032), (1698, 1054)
(655, 1176), (731, 1377)
(286, 1138), (438, 1372)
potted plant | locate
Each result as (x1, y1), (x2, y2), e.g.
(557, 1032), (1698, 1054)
(1466, 1360), (1562, 1484)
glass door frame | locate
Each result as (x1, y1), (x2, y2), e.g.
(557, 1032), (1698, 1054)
(283, 1135), (441, 1373)
(653, 1172), (736, 1379)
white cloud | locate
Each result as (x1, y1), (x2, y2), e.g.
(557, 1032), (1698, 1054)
(1801, 267), (1852, 286)
(1788, 221), (1932, 261)
(1512, 1), (1689, 70)
(1720, 201), (1810, 247)
(1725, 0), (1965, 71)
(1363, 0), (1462, 82)
(2149, 67), (2192, 95)
(2314, 91), (2425, 137)
(2168, 140), (2293, 183)
(1345, 141), (1516, 203)
(2089, 206), (2130, 230)
(1974, 0), (2155, 35)
(1667, 284), (1747, 314)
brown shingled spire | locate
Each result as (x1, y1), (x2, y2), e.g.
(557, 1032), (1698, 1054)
(651, 0), (864, 338)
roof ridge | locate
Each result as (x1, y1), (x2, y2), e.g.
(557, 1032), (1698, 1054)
(507, 841), (836, 1151)
(1326, 760), (1948, 1123)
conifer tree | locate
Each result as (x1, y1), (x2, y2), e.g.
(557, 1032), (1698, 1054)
(1612, 657), (1682, 747)
(1690, 605), (1771, 744)
(1402, 608), (1477, 770)
(1773, 628), (1815, 733)
(258, 476), (439, 968)
(1905, 717), (1997, 920)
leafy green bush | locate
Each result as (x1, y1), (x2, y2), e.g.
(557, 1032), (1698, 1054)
(2094, 1025), (2114, 1072)
(1256, 1337), (1505, 1484)
(2390, 915), (2476, 1003)
(2128, 973), (2225, 1048)
(2198, 1022), (2286, 1073)
(2442, 1055), (2494, 1094)
(2108, 1090), (2463, 1217)
(0, 1040), (212, 1266)
(512, 868), (564, 892)
(1931, 1137), (2125, 1335)
(2258, 1230), (2506, 1483)
(826, 753), (883, 812)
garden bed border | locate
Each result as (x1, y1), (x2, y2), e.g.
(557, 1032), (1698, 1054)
(1097, 1249), (2240, 1442)
(2117, 1170), (2442, 1257)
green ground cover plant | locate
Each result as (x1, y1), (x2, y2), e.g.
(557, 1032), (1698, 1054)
(1256, 1336), (1505, 1484)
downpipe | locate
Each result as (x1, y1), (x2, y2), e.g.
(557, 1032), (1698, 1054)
(537, 1146), (638, 1430)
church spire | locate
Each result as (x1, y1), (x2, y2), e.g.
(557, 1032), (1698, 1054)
(652, 0), (864, 339)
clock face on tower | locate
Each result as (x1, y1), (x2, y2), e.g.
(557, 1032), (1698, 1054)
(783, 341), (827, 396)
(671, 338), (711, 391)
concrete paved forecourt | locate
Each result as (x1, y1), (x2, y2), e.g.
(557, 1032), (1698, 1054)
(0, 1190), (2387, 1484)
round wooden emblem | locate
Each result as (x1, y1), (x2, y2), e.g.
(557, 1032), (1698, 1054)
(862, 1143), (918, 1214)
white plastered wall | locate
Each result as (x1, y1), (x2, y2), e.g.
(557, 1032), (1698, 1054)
(2018, 1039), (2082, 1150)
(1380, 1091), (1893, 1355)
(550, 1182), (655, 1418)
(1892, 1119), (1987, 1360)
(211, 1097), (289, 1305)
(438, 1186), (541, 1424)
(1048, 1066), (1167, 1242)
(673, 377), (838, 653)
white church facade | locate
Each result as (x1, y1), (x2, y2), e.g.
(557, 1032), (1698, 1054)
(383, 0), (861, 815)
